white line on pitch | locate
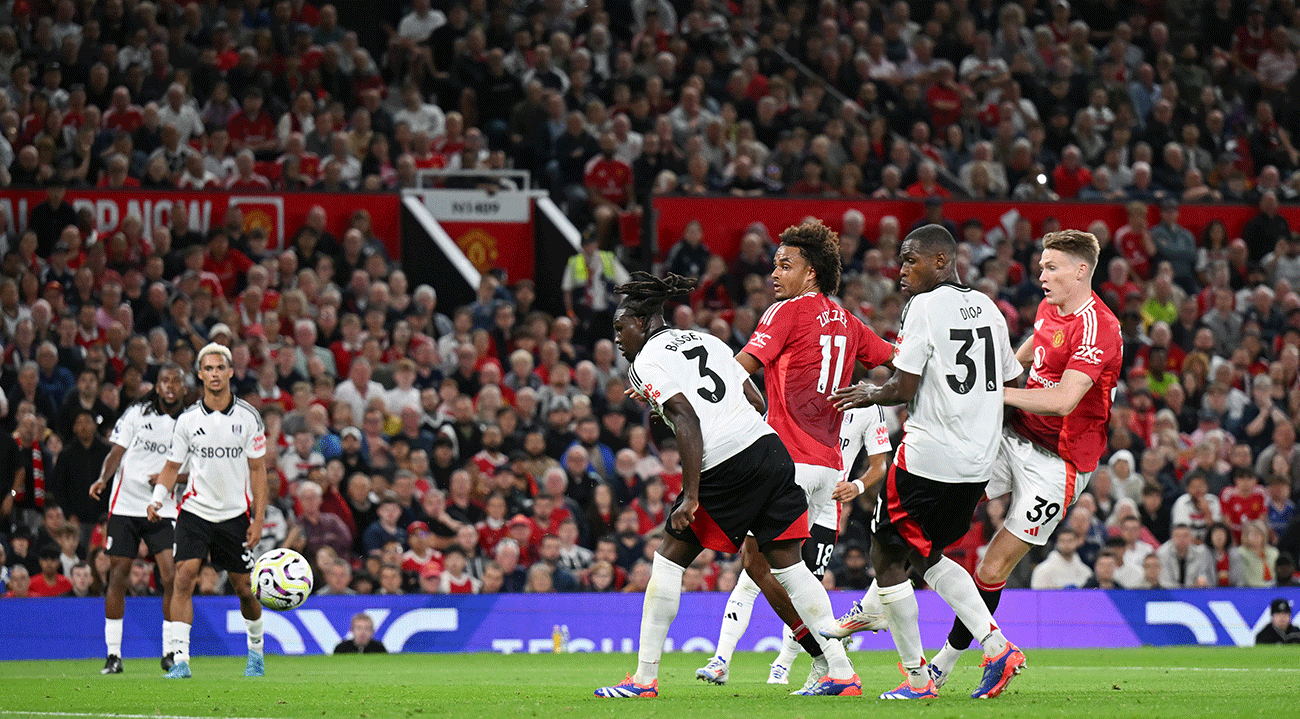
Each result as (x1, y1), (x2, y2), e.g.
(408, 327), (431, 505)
(1031, 666), (1300, 673)
(0, 707), (286, 712)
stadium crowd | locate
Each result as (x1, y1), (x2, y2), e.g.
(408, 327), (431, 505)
(2, 0), (1300, 601)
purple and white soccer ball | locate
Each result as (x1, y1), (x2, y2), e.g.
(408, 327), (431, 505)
(253, 548), (313, 611)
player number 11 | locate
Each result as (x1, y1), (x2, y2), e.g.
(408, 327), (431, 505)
(818, 334), (847, 394)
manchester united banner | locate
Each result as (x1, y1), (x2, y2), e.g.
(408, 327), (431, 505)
(3, 189), (402, 259)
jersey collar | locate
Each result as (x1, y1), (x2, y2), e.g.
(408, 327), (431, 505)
(1069, 296), (1097, 316)
(199, 394), (237, 415)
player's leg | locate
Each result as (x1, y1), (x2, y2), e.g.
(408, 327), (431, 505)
(759, 538), (858, 695)
(101, 515), (139, 674)
(595, 535), (702, 697)
(213, 514), (265, 677)
(102, 555), (132, 674)
(145, 518), (178, 670)
(166, 556), (201, 678)
(740, 539), (828, 687)
(770, 465), (838, 675)
(931, 530), (1029, 685)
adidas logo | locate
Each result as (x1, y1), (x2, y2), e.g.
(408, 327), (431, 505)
(725, 612), (738, 621)
(193, 427), (206, 437)
(142, 423), (152, 430)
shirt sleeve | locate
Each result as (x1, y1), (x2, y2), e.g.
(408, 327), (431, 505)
(629, 352), (681, 415)
(742, 301), (795, 367)
(852, 314), (895, 369)
(867, 407), (893, 455)
(1000, 319), (1023, 383)
(108, 406), (136, 450)
(1065, 310), (1121, 382)
(165, 413), (190, 465)
(246, 410), (267, 460)
(891, 297), (932, 376)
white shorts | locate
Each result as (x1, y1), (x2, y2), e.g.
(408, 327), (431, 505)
(794, 463), (841, 531)
(986, 428), (1092, 546)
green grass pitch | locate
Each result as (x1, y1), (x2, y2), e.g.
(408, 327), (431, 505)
(2, 647), (1296, 719)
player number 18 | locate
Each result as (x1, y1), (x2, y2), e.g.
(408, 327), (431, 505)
(818, 334), (847, 394)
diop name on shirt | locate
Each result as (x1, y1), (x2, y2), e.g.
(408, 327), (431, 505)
(195, 446), (245, 458)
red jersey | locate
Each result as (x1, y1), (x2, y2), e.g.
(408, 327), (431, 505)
(584, 155), (633, 207)
(102, 106), (143, 133)
(227, 111), (276, 148)
(203, 250), (254, 299)
(476, 520), (509, 554)
(1220, 484), (1268, 539)
(401, 549), (444, 577)
(1113, 226), (1151, 278)
(1010, 293), (1123, 472)
(28, 573), (73, 597)
(742, 293), (895, 469)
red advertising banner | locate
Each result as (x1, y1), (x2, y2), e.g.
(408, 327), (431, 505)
(4, 189), (402, 259)
(654, 197), (1300, 262)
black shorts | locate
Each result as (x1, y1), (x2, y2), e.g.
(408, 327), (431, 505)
(174, 510), (255, 574)
(873, 464), (987, 560)
(666, 433), (809, 553)
(105, 514), (175, 558)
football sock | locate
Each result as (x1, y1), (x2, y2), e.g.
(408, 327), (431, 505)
(859, 579), (883, 614)
(774, 626), (801, 667)
(634, 553), (684, 684)
(930, 640), (964, 680)
(769, 562), (852, 679)
(944, 574), (1005, 650)
(879, 581), (927, 689)
(789, 622), (824, 658)
(715, 570), (760, 663)
(923, 557), (1006, 658)
(173, 622), (191, 664)
(245, 617), (265, 656)
(105, 618), (123, 658)
(162, 621), (172, 657)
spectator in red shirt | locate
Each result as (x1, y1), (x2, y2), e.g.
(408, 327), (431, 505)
(1221, 467), (1269, 542)
(401, 521), (445, 577)
(584, 131), (635, 247)
(905, 159), (951, 197)
(925, 61), (967, 131)
(101, 87), (144, 134)
(28, 545), (74, 597)
(225, 148), (272, 189)
(1052, 145), (1093, 198)
(476, 492), (511, 555)
(202, 229), (254, 299)
(226, 87), (278, 157)
(95, 152), (138, 188)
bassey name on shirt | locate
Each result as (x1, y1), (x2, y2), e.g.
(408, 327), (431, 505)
(194, 446), (245, 458)
(663, 332), (702, 351)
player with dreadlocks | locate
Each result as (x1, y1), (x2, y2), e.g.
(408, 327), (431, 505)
(89, 362), (188, 675)
(595, 272), (861, 698)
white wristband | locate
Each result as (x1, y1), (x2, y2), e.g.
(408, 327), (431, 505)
(151, 484), (170, 505)
(852, 479), (867, 494)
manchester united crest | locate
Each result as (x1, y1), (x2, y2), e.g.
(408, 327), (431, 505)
(1052, 329), (1065, 347)
(457, 228), (499, 272)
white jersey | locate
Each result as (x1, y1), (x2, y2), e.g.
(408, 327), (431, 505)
(106, 403), (183, 519)
(167, 396), (267, 522)
(839, 406), (892, 483)
(628, 328), (775, 470)
(893, 283), (1021, 483)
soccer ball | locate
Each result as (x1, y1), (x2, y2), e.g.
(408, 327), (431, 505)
(253, 548), (313, 611)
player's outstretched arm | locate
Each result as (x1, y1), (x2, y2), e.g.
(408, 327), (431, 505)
(1015, 336), (1034, 369)
(1004, 369), (1094, 417)
(829, 370), (920, 410)
(734, 350), (762, 375)
(89, 444), (127, 500)
(246, 455), (268, 549)
(146, 459), (184, 521)
(660, 393), (703, 532)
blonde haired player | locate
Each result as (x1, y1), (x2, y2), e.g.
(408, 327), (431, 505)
(148, 343), (269, 679)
